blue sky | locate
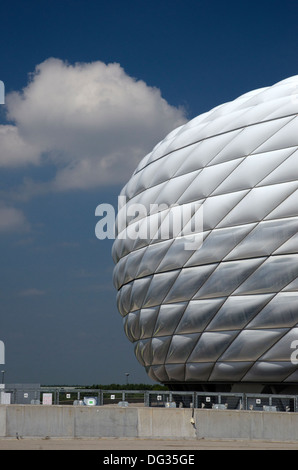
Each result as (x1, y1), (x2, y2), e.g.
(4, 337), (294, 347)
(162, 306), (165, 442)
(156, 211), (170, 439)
(0, 0), (297, 385)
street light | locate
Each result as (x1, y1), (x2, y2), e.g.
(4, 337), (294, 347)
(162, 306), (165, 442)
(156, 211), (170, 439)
(125, 373), (130, 386)
(1, 370), (5, 384)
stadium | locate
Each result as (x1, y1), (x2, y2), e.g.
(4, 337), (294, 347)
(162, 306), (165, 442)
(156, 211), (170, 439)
(112, 76), (298, 394)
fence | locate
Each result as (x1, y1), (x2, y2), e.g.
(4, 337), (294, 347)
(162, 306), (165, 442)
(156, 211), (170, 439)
(245, 393), (296, 412)
(145, 391), (195, 408)
(1, 387), (298, 412)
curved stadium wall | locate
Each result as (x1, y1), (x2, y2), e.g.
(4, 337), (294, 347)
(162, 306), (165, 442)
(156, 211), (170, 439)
(112, 76), (298, 393)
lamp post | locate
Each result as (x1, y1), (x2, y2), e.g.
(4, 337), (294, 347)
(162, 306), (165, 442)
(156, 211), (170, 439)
(1, 370), (5, 385)
(125, 373), (130, 386)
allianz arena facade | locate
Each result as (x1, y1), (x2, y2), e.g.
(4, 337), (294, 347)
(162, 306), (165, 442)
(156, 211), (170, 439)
(112, 76), (298, 393)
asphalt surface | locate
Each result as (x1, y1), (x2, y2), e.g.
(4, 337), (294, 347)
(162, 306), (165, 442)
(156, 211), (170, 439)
(0, 437), (297, 450)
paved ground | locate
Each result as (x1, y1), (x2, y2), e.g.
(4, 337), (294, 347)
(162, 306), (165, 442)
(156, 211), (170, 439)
(0, 437), (297, 450)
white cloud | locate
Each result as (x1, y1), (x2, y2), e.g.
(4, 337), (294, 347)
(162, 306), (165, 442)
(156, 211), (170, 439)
(0, 204), (29, 233)
(2, 58), (187, 191)
(0, 125), (40, 167)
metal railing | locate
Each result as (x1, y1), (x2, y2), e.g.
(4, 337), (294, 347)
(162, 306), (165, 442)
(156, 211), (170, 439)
(1, 387), (298, 412)
(145, 391), (298, 412)
(145, 391), (195, 408)
(194, 391), (244, 410)
(245, 393), (296, 412)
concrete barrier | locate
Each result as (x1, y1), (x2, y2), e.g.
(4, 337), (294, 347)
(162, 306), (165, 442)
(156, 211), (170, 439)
(1, 405), (298, 442)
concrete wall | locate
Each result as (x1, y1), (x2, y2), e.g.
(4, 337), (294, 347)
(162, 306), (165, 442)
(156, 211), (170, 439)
(1, 405), (298, 442)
